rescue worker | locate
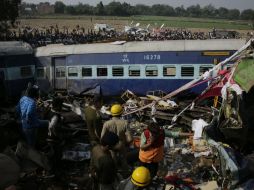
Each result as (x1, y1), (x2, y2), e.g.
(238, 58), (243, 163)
(118, 166), (153, 190)
(16, 85), (49, 147)
(84, 96), (103, 146)
(101, 104), (133, 173)
(90, 131), (119, 190)
(48, 96), (64, 138)
(139, 122), (164, 178)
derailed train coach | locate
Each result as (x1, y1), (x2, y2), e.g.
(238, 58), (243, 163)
(0, 41), (35, 99)
(35, 39), (246, 96)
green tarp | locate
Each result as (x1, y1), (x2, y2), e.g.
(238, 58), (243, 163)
(234, 58), (254, 92)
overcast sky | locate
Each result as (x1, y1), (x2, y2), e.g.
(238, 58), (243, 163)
(22, 0), (254, 11)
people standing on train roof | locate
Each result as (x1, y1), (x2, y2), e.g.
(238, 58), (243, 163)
(83, 96), (103, 146)
(101, 103), (133, 175)
(90, 131), (120, 190)
(16, 85), (49, 147)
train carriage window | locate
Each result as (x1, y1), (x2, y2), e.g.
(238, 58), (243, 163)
(112, 66), (124, 77)
(163, 66), (176, 77)
(146, 66), (158, 77)
(68, 67), (78, 77)
(97, 67), (107, 77)
(56, 67), (65, 78)
(20, 66), (32, 77)
(82, 67), (92, 77)
(181, 66), (194, 77)
(129, 66), (140, 77)
(37, 68), (45, 78)
(199, 66), (212, 76)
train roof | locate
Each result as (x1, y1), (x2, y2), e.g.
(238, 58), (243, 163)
(35, 39), (246, 57)
(0, 41), (33, 56)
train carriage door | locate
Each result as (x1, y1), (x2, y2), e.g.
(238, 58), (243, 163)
(52, 57), (67, 90)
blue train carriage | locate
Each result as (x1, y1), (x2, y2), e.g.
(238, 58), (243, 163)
(0, 41), (35, 100)
(35, 39), (246, 96)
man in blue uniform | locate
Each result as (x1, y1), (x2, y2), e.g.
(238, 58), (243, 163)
(16, 85), (49, 147)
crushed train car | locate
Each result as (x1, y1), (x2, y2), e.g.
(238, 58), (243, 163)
(0, 41), (34, 100)
(1, 38), (254, 189)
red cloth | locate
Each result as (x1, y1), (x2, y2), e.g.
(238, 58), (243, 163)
(144, 128), (164, 148)
(198, 70), (235, 100)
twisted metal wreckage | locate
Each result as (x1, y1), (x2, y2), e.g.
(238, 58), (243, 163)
(0, 39), (254, 189)
(122, 38), (254, 189)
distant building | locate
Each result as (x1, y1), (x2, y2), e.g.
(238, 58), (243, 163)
(37, 2), (54, 15)
(22, 7), (33, 16)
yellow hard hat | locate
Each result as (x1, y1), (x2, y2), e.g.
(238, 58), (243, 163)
(131, 166), (151, 187)
(110, 104), (123, 116)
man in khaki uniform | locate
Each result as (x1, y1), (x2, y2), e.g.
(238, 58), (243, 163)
(90, 131), (119, 190)
(101, 104), (133, 175)
(84, 97), (103, 146)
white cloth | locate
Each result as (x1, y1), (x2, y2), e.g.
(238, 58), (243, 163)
(166, 100), (178, 107)
(221, 83), (243, 100)
(191, 119), (208, 140)
(202, 70), (210, 80)
(151, 104), (156, 116)
(221, 83), (229, 100)
(48, 115), (59, 137)
(100, 106), (111, 115)
(229, 84), (243, 95)
(71, 103), (82, 116)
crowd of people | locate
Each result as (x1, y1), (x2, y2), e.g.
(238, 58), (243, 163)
(0, 24), (242, 48)
(1, 25), (119, 48)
